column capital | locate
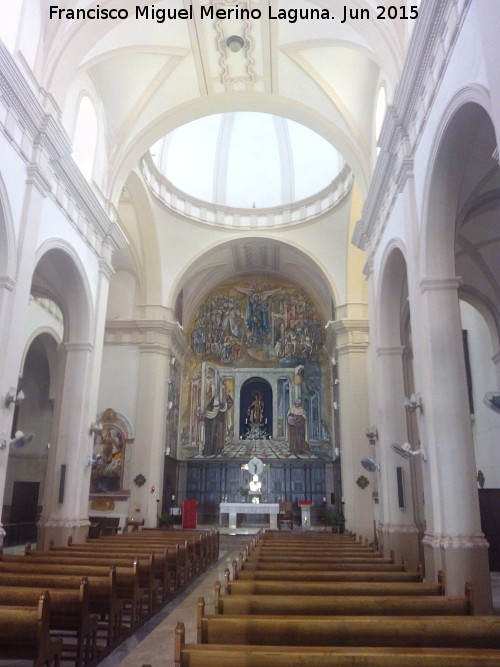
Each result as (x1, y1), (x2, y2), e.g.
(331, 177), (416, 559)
(0, 277), (16, 291)
(377, 345), (405, 358)
(98, 257), (114, 280)
(329, 318), (369, 355)
(63, 342), (94, 353)
(419, 276), (462, 293)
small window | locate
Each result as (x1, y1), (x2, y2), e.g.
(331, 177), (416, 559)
(73, 96), (98, 181)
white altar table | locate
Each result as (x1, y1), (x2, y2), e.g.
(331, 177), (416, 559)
(219, 502), (280, 530)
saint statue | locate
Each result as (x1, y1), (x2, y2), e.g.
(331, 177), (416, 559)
(287, 399), (310, 456)
(247, 392), (264, 425)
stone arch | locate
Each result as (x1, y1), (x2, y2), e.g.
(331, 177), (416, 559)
(421, 91), (495, 279)
(31, 243), (94, 345)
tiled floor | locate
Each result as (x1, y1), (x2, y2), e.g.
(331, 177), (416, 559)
(97, 530), (256, 667)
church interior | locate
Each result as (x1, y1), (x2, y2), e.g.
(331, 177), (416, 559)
(1, 0), (500, 663)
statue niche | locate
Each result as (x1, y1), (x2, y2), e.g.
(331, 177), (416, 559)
(240, 378), (272, 439)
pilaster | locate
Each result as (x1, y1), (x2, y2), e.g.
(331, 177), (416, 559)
(328, 318), (373, 541)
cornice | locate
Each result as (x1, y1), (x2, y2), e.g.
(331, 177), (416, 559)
(0, 43), (127, 255)
(104, 319), (188, 356)
(355, 0), (472, 253)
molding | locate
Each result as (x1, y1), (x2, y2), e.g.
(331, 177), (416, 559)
(104, 319), (188, 357)
(64, 342), (94, 353)
(0, 277), (16, 291)
(377, 521), (419, 535)
(377, 345), (405, 357)
(0, 43), (127, 256)
(40, 518), (91, 528)
(419, 276), (462, 293)
(422, 531), (490, 550)
(141, 153), (353, 229)
(355, 0), (472, 253)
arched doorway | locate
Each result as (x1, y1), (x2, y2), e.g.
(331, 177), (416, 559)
(240, 377), (273, 439)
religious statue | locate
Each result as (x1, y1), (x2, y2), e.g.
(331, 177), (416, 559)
(247, 392), (264, 425)
(202, 396), (229, 456)
(287, 399), (310, 455)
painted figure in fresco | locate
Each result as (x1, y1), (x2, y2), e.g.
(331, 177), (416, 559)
(287, 399), (310, 456)
(237, 287), (280, 338)
(247, 391), (265, 425)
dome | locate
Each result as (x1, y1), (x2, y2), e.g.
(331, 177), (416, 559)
(150, 112), (344, 210)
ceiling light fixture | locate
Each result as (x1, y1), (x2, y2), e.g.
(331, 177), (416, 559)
(226, 35), (245, 52)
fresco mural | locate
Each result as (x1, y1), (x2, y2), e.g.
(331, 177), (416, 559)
(180, 276), (333, 460)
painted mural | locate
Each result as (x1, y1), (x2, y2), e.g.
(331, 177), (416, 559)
(180, 276), (333, 460)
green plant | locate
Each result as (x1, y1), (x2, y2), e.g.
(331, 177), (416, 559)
(325, 511), (345, 526)
(158, 512), (173, 527)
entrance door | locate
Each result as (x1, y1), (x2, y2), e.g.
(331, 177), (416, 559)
(8, 481), (39, 545)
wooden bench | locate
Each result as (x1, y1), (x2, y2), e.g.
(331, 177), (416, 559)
(196, 607), (500, 648)
(225, 578), (445, 597)
(0, 592), (63, 667)
(0, 569), (120, 647)
(67, 538), (191, 590)
(0, 580), (96, 667)
(174, 621), (500, 666)
(17, 549), (158, 614)
(0, 558), (143, 631)
(214, 581), (473, 616)
(53, 540), (182, 597)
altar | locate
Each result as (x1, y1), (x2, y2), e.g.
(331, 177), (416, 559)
(219, 502), (280, 530)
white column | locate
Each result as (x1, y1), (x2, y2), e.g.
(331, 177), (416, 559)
(38, 342), (95, 547)
(331, 319), (373, 541)
(416, 277), (492, 612)
(132, 343), (170, 527)
(0, 167), (49, 544)
(376, 346), (420, 569)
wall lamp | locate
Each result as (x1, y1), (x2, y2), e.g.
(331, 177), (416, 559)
(5, 388), (24, 408)
(404, 393), (423, 414)
(391, 442), (427, 462)
(361, 458), (380, 472)
(89, 422), (102, 436)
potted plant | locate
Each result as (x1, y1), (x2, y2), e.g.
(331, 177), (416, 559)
(325, 511), (345, 534)
(158, 512), (173, 529)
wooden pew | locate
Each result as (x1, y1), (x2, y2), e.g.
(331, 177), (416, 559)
(0, 591), (63, 667)
(0, 569), (120, 646)
(14, 549), (158, 614)
(0, 581), (96, 667)
(196, 604), (500, 648)
(225, 577), (444, 596)
(174, 621), (500, 666)
(0, 558), (143, 630)
(65, 538), (189, 591)
(214, 581), (474, 616)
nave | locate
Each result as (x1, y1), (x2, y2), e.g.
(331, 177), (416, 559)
(3, 527), (500, 666)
